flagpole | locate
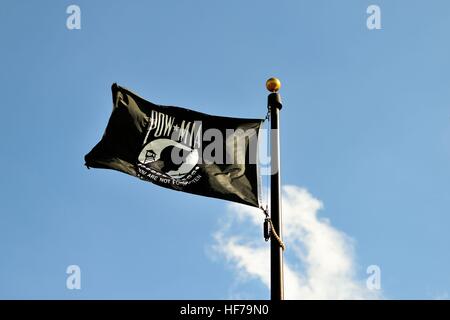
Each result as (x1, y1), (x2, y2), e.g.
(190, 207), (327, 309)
(266, 77), (284, 300)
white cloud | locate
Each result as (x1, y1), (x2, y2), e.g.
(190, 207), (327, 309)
(212, 185), (381, 299)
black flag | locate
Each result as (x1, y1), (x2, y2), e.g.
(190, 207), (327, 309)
(85, 84), (263, 207)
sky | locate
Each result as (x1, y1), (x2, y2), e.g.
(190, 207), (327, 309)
(0, 0), (449, 299)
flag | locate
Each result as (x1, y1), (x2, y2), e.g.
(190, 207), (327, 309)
(85, 84), (263, 207)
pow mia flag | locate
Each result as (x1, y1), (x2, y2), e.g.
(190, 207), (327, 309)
(85, 84), (263, 207)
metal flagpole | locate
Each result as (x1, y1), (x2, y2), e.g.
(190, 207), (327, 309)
(266, 77), (284, 300)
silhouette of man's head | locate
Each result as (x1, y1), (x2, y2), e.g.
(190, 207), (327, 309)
(159, 145), (189, 173)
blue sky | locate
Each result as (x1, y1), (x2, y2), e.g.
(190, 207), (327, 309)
(0, 0), (449, 299)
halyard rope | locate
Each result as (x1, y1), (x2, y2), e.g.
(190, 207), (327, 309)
(260, 110), (285, 251)
(261, 206), (286, 251)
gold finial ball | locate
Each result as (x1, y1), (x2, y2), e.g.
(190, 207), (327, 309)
(266, 77), (281, 92)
